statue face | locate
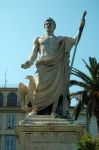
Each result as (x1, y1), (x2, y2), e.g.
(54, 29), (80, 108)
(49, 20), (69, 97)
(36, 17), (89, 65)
(44, 20), (55, 33)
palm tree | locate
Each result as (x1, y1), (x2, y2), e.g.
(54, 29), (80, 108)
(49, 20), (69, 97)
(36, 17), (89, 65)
(70, 57), (99, 133)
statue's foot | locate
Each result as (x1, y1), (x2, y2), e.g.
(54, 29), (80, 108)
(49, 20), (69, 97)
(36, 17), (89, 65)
(21, 106), (28, 112)
(26, 111), (37, 118)
(64, 111), (72, 119)
(51, 112), (57, 118)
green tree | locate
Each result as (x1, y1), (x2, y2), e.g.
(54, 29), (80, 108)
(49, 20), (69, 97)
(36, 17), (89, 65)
(77, 133), (98, 150)
(70, 57), (99, 133)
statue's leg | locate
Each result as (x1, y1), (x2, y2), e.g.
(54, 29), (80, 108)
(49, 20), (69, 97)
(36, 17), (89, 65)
(21, 96), (28, 112)
(63, 94), (71, 119)
(51, 101), (58, 116)
(57, 95), (63, 116)
(63, 94), (68, 115)
(26, 107), (38, 117)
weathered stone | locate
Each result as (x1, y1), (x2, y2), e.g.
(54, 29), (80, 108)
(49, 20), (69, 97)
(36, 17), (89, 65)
(15, 115), (85, 150)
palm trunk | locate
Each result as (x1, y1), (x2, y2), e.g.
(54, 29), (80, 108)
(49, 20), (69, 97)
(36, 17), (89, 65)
(86, 115), (90, 133)
(93, 97), (99, 136)
(96, 119), (99, 136)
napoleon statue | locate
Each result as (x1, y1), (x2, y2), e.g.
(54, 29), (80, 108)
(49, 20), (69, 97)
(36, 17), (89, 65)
(19, 17), (85, 117)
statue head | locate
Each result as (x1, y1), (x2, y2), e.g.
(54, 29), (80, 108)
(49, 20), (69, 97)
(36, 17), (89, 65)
(44, 17), (56, 30)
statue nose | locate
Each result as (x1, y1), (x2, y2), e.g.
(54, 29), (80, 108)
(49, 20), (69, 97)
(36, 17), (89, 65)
(47, 24), (50, 27)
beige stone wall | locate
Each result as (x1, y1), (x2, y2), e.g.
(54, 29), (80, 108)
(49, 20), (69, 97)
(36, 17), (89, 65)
(0, 87), (26, 150)
(0, 112), (25, 150)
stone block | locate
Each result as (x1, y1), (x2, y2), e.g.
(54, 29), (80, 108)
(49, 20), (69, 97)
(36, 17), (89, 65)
(15, 115), (85, 150)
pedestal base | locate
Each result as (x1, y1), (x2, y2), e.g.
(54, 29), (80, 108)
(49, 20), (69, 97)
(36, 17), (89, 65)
(15, 115), (85, 150)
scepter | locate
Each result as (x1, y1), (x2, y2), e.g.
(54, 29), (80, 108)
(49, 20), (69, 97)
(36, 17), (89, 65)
(70, 10), (87, 73)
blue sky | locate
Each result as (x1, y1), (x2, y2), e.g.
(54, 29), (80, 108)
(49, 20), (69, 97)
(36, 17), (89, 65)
(0, 0), (99, 100)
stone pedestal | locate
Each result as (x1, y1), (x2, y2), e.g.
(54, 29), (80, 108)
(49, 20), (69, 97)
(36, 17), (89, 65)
(15, 115), (85, 150)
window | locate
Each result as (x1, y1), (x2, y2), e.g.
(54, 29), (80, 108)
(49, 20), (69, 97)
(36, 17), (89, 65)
(7, 92), (17, 107)
(7, 114), (16, 129)
(5, 135), (16, 150)
(0, 92), (3, 106)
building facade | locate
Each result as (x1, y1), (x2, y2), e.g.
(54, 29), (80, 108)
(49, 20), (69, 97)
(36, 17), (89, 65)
(0, 87), (26, 150)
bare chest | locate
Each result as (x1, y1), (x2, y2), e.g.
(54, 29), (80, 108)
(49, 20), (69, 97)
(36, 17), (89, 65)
(38, 36), (62, 56)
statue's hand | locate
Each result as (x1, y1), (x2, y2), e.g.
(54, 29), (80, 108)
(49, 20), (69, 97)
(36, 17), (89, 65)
(79, 19), (85, 30)
(21, 61), (31, 69)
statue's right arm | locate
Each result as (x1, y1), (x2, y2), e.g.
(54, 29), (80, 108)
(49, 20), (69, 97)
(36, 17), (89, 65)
(21, 37), (39, 69)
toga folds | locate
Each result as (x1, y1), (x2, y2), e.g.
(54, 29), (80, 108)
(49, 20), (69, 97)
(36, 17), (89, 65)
(29, 37), (76, 111)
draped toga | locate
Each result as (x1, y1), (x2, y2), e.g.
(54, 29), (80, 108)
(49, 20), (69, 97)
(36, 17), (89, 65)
(31, 37), (75, 111)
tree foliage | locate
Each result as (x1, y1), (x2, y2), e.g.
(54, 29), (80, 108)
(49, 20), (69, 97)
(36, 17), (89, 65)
(70, 57), (99, 132)
(77, 133), (99, 150)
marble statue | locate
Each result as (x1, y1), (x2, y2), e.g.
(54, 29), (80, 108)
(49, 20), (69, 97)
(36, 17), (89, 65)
(20, 18), (85, 116)
(19, 75), (36, 111)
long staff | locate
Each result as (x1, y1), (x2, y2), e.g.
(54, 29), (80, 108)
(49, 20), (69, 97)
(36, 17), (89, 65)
(70, 11), (87, 73)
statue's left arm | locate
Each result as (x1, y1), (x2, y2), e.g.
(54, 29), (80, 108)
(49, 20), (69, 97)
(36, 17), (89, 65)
(74, 15), (86, 45)
(64, 18), (85, 50)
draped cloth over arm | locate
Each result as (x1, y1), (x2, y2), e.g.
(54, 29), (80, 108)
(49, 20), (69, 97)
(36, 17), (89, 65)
(32, 37), (75, 111)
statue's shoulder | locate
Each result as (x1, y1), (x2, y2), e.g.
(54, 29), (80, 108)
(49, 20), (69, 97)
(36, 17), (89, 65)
(33, 36), (40, 44)
(56, 36), (64, 42)
(37, 35), (47, 43)
(38, 35), (44, 41)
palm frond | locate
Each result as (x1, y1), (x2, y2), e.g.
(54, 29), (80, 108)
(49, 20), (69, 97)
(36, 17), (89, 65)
(71, 68), (92, 85)
(70, 90), (84, 97)
(70, 57), (99, 127)
(90, 57), (99, 80)
(70, 80), (91, 90)
(89, 57), (97, 69)
(82, 58), (93, 77)
(70, 90), (84, 100)
(82, 57), (99, 80)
